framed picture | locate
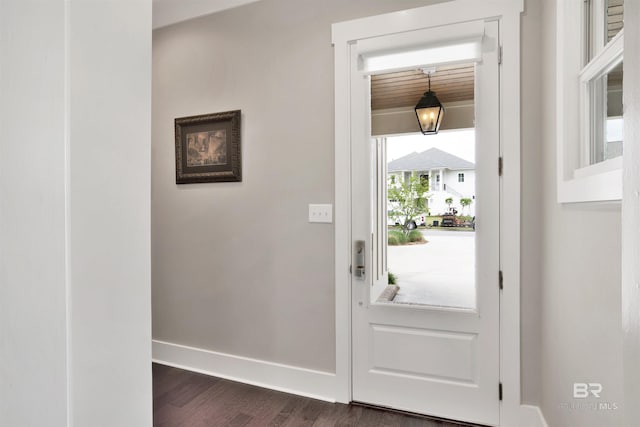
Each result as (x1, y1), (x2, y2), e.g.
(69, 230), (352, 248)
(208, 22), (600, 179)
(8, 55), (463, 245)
(174, 110), (241, 184)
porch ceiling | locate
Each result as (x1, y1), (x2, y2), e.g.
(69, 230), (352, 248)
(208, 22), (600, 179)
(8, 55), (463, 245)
(371, 63), (475, 111)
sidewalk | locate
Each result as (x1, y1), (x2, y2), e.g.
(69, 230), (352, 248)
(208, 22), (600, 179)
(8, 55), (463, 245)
(388, 229), (475, 308)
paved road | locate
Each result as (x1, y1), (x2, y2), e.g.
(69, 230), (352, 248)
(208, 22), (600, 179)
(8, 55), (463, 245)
(388, 230), (475, 308)
(418, 227), (475, 237)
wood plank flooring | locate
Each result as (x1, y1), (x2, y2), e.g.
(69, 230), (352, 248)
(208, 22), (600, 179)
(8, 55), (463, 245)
(153, 363), (478, 427)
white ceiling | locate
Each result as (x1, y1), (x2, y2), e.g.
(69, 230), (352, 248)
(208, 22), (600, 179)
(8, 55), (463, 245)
(153, 0), (262, 29)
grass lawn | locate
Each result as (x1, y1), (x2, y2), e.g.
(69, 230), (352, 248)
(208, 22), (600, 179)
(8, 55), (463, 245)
(388, 215), (474, 231)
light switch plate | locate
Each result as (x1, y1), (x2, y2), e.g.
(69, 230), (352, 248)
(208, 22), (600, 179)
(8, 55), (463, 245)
(308, 204), (333, 223)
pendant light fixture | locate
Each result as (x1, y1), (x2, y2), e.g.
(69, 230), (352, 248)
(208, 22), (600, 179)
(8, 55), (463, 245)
(414, 69), (445, 135)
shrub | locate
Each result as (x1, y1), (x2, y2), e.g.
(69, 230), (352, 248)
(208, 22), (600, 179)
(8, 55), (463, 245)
(407, 230), (426, 243)
(388, 230), (407, 245)
(388, 271), (397, 285)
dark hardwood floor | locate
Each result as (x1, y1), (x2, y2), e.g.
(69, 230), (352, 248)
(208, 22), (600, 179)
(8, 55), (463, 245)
(153, 363), (478, 427)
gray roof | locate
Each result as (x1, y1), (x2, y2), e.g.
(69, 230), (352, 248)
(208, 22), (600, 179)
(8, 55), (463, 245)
(387, 147), (475, 172)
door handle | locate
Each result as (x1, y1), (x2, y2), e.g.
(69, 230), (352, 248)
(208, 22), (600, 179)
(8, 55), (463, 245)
(354, 240), (365, 279)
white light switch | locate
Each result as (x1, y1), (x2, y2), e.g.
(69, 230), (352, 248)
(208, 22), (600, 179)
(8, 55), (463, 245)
(308, 204), (333, 223)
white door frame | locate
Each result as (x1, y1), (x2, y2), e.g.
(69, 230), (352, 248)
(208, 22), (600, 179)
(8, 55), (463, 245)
(332, 1), (527, 425)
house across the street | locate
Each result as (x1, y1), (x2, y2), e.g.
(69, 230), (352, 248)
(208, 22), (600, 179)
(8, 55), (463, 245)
(388, 147), (476, 216)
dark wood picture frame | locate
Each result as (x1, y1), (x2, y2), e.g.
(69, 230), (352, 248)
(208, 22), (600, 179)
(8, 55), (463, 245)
(175, 110), (241, 184)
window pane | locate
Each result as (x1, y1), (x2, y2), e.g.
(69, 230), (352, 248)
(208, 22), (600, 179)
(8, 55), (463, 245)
(385, 131), (476, 309)
(605, 60), (623, 159)
(591, 59), (623, 164)
(586, 0), (623, 62)
(607, 0), (624, 42)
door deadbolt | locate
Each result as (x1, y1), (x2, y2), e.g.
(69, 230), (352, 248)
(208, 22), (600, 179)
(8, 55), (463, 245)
(354, 240), (365, 279)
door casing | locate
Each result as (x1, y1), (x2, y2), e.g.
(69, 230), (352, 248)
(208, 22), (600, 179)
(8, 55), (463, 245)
(332, 1), (525, 425)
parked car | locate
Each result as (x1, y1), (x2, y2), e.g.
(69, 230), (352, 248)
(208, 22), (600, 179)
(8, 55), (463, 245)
(387, 211), (427, 228)
(463, 216), (476, 230)
(441, 213), (463, 227)
(441, 214), (475, 229)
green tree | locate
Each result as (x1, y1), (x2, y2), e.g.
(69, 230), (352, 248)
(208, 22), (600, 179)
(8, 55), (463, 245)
(460, 197), (472, 215)
(445, 197), (454, 212)
(388, 173), (429, 235)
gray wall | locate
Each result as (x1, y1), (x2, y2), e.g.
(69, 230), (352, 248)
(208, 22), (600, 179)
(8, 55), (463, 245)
(152, 0), (543, 407)
(152, 0), (448, 373)
(539, 1), (625, 426)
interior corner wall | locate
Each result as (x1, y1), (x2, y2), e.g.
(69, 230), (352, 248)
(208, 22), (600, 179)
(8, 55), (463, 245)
(151, 0), (447, 374)
(0, 1), (68, 425)
(69, 1), (152, 425)
(539, 0), (625, 426)
(622, 1), (640, 424)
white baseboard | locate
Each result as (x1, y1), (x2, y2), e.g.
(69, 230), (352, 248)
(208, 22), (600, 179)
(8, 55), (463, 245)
(152, 339), (337, 403)
(519, 404), (549, 427)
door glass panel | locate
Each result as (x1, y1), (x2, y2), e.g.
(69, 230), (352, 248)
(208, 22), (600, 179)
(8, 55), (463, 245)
(383, 130), (476, 309)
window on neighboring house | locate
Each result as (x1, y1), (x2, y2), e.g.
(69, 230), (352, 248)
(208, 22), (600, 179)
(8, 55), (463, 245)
(556, 0), (624, 202)
(458, 173), (465, 182)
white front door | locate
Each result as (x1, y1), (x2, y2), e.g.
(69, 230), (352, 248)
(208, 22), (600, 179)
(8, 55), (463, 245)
(350, 21), (501, 426)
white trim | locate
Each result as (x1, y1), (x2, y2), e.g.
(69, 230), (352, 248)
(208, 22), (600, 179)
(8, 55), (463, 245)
(579, 30), (623, 82)
(573, 155), (622, 179)
(152, 340), (337, 403)
(361, 38), (483, 75)
(333, 0), (528, 424)
(63, 2), (72, 425)
(331, 0), (523, 45)
(356, 20), (485, 58)
(358, 20), (485, 75)
(333, 34), (352, 404)
(519, 405), (549, 427)
(497, 4), (526, 426)
(556, 0), (623, 203)
(559, 165), (622, 203)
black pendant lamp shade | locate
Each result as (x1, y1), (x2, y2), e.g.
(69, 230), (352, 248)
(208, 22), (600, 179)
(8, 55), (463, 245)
(415, 72), (445, 135)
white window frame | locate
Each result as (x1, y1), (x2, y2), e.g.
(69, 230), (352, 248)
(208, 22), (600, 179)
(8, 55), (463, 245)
(556, 0), (623, 203)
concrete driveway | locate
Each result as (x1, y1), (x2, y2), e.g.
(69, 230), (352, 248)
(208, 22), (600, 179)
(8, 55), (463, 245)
(388, 228), (475, 308)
